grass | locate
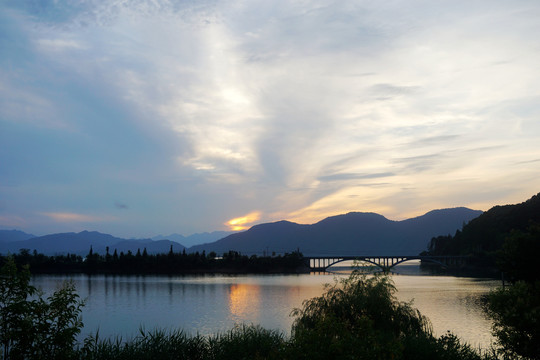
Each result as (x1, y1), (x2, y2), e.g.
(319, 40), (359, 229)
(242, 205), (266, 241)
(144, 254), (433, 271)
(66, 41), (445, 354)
(78, 325), (286, 360)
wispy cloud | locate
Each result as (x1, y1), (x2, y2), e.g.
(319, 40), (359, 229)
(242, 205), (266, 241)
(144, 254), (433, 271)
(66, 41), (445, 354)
(0, 215), (27, 228)
(318, 172), (395, 182)
(40, 212), (114, 223)
(368, 83), (421, 101)
(36, 38), (86, 51)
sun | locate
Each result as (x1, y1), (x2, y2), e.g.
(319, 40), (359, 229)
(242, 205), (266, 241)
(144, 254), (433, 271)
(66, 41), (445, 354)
(225, 211), (261, 231)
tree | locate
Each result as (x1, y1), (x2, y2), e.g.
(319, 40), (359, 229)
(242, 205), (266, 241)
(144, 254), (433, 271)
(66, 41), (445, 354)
(485, 224), (540, 359)
(0, 256), (84, 360)
(289, 270), (483, 360)
(486, 282), (540, 359)
(497, 224), (540, 283)
(29, 282), (84, 359)
(0, 257), (35, 359)
(290, 271), (426, 358)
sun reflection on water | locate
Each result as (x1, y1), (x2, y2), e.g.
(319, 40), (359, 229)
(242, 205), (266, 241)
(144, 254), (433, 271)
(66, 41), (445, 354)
(228, 283), (261, 322)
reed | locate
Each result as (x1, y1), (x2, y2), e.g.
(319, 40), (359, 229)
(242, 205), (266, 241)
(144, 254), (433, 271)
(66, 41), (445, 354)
(78, 325), (285, 360)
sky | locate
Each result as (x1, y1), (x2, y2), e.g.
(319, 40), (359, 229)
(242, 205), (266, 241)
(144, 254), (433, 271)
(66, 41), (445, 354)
(1, 0), (540, 238)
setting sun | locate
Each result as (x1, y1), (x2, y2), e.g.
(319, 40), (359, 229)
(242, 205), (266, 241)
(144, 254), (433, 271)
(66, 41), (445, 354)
(226, 211), (261, 231)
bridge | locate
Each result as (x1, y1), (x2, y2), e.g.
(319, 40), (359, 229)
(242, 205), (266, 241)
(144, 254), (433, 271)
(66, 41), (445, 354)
(305, 255), (469, 272)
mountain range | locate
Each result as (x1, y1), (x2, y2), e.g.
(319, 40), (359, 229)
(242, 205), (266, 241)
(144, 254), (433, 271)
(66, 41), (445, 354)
(0, 230), (182, 256)
(0, 229), (36, 243)
(0, 207), (482, 256)
(190, 207), (482, 256)
(152, 231), (233, 248)
(0, 230), (229, 256)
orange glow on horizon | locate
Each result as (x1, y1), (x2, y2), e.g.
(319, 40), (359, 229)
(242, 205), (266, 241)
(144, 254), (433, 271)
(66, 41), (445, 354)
(225, 211), (261, 231)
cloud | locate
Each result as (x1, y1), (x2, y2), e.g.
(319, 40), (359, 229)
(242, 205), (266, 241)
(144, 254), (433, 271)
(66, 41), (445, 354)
(404, 135), (461, 148)
(114, 202), (128, 210)
(318, 172), (395, 182)
(517, 158), (540, 165)
(368, 83), (421, 101)
(1, 0), (540, 237)
(40, 212), (113, 223)
(392, 154), (446, 174)
(36, 38), (86, 51)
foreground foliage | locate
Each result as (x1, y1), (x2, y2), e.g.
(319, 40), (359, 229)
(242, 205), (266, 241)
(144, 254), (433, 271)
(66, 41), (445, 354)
(0, 256), (84, 360)
(2, 260), (492, 360)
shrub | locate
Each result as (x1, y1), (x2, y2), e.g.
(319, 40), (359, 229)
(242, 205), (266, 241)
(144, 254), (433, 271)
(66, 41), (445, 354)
(0, 256), (84, 360)
(486, 281), (540, 359)
(288, 270), (488, 360)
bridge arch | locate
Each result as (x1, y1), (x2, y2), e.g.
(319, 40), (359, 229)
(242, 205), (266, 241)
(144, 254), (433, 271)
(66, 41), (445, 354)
(323, 258), (389, 270)
(307, 255), (460, 272)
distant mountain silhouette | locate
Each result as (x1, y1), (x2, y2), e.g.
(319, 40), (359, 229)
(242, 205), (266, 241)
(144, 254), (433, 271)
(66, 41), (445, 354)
(0, 230), (185, 256)
(152, 231), (234, 248)
(99, 239), (185, 255)
(188, 208), (482, 256)
(0, 229), (36, 243)
(0, 208), (482, 257)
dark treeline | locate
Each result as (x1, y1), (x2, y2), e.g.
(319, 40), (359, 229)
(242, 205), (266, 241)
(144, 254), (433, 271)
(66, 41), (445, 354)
(0, 247), (308, 275)
(425, 192), (540, 259)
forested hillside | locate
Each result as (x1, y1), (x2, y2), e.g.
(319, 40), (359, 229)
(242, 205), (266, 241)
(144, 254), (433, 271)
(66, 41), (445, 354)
(426, 193), (540, 257)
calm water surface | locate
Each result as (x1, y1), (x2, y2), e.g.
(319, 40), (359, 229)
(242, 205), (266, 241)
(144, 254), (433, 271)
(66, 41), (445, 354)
(31, 263), (499, 350)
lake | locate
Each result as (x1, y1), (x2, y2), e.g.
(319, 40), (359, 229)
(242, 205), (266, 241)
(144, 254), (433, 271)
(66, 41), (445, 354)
(31, 262), (500, 350)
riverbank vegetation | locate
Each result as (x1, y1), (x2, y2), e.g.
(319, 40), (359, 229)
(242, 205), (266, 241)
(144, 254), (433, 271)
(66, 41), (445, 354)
(2, 256), (497, 360)
(0, 248), (308, 275)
